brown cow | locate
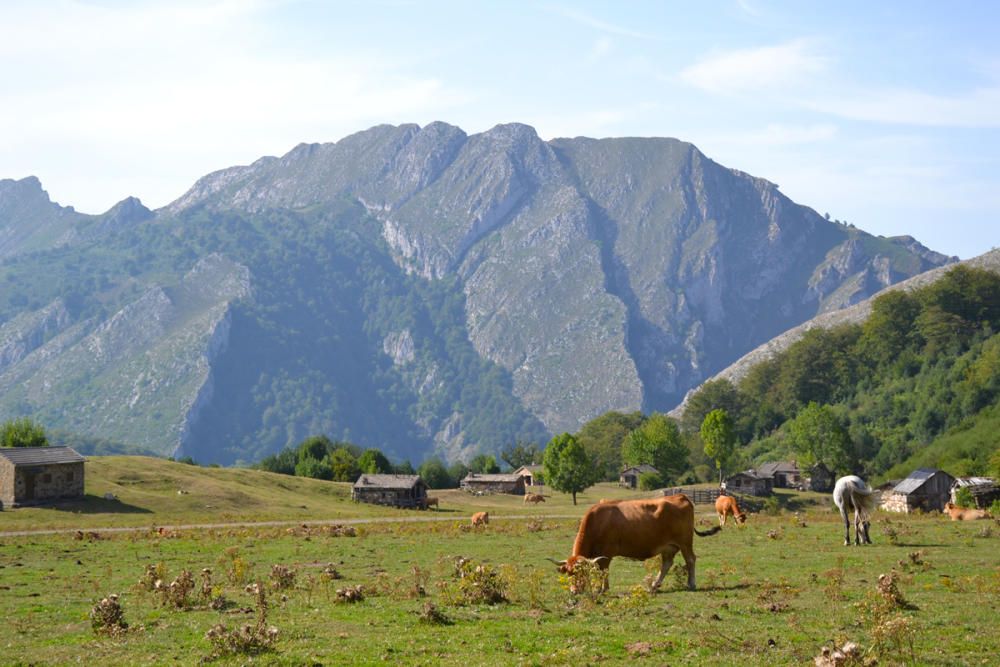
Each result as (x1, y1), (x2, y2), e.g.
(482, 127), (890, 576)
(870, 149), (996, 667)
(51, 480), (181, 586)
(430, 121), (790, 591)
(715, 495), (747, 526)
(550, 494), (720, 591)
(424, 496), (439, 510)
(944, 502), (991, 521)
(471, 511), (489, 527)
(524, 493), (546, 504)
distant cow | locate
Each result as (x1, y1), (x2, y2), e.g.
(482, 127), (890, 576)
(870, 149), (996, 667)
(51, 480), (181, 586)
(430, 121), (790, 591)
(550, 494), (720, 592)
(944, 502), (991, 521)
(524, 493), (546, 504)
(714, 495), (746, 526)
(425, 496), (439, 510)
(471, 511), (489, 527)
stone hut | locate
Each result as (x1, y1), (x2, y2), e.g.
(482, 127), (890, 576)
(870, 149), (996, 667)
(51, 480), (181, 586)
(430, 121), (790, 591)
(806, 462), (835, 493)
(756, 461), (802, 489)
(0, 446), (85, 508)
(352, 474), (428, 509)
(723, 471), (773, 497)
(619, 465), (659, 489)
(513, 464), (543, 487)
(881, 468), (956, 513)
(460, 472), (527, 495)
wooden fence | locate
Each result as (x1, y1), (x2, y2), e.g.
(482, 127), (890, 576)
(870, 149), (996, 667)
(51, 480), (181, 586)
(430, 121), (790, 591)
(661, 487), (722, 505)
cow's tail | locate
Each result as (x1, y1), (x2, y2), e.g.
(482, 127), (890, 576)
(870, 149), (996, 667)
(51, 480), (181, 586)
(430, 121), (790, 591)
(695, 526), (722, 537)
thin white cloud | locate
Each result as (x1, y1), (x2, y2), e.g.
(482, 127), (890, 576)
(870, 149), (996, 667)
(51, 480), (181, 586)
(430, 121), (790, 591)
(548, 6), (652, 39)
(808, 86), (1000, 128)
(704, 123), (838, 148)
(680, 39), (828, 94)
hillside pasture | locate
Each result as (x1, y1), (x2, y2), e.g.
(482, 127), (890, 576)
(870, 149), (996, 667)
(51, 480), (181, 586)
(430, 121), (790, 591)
(2, 466), (998, 665)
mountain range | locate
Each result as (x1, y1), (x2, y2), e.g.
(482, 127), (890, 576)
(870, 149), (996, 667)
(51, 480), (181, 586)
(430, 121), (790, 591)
(0, 122), (955, 464)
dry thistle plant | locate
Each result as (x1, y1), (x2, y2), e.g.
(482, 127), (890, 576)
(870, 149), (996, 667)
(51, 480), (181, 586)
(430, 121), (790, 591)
(205, 581), (278, 657)
(90, 594), (129, 637)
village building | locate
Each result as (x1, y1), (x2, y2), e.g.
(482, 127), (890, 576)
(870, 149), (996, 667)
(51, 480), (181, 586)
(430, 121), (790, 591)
(351, 474), (428, 509)
(806, 462), (835, 493)
(460, 472), (527, 495)
(881, 468), (956, 513)
(755, 461), (803, 489)
(0, 446), (85, 509)
(950, 477), (999, 509)
(512, 464), (543, 487)
(619, 465), (659, 489)
(723, 471), (773, 496)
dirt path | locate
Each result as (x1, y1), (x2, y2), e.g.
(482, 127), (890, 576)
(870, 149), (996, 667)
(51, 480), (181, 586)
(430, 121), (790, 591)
(0, 513), (580, 538)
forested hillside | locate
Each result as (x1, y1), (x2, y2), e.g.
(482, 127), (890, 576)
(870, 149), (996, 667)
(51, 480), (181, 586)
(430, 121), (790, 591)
(679, 264), (1000, 481)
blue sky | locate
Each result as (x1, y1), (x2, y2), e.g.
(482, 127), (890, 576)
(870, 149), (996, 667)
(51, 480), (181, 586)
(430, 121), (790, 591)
(1, 1), (997, 258)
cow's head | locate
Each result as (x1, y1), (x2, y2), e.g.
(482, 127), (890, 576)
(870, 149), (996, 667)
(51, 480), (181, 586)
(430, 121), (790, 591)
(548, 556), (609, 593)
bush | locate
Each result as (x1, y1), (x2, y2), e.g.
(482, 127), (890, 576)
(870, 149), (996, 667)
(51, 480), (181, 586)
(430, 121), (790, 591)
(953, 486), (975, 508)
(90, 594), (128, 636)
(638, 472), (664, 491)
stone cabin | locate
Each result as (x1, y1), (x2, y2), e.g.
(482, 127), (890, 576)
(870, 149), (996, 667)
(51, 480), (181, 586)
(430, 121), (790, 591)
(806, 462), (835, 493)
(460, 473), (527, 495)
(513, 464), (543, 486)
(881, 468), (956, 513)
(724, 471), (773, 497)
(756, 461), (802, 489)
(619, 465), (659, 489)
(0, 446), (86, 508)
(352, 474), (428, 509)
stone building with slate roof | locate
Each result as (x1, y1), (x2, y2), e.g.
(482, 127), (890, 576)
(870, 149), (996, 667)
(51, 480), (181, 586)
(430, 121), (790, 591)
(352, 474), (428, 509)
(460, 472), (527, 495)
(619, 465), (660, 489)
(881, 468), (956, 513)
(0, 446), (85, 508)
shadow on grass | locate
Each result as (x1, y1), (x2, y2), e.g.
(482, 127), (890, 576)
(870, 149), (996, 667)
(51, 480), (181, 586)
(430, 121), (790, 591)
(43, 494), (152, 515)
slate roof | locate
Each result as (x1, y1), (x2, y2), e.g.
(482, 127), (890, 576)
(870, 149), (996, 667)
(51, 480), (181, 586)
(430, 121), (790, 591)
(462, 473), (525, 483)
(621, 465), (659, 475)
(0, 446), (85, 466)
(353, 474), (424, 490)
(892, 468), (943, 494)
(756, 461), (800, 477)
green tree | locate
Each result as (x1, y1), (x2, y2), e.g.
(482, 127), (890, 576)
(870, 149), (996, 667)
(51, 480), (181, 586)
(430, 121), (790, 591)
(394, 460), (416, 475)
(680, 380), (741, 435)
(621, 413), (688, 483)
(418, 458), (452, 489)
(576, 411), (645, 481)
(542, 433), (598, 505)
(500, 441), (541, 469)
(638, 471), (664, 491)
(701, 409), (736, 485)
(786, 402), (851, 472)
(0, 417), (48, 448)
(469, 454), (500, 474)
(328, 447), (360, 482)
(447, 461), (470, 487)
(297, 435), (334, 463)
(294, 456), (332, 480)
(357, 448), (392, 474)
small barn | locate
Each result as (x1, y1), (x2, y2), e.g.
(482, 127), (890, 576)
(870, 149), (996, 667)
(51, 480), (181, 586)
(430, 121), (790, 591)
(513, 464), (543, 487)
(352, 474), (428, 509)
(723, 471), (773, 497)
(460, 473), (527, 495)
(806, 462), (835, 493)
(619, 465), (659, 489)
(881, 468), (956, 514)
(0, 446), (85, 508)
(756, 461), (802, 489)
(951, 477), (999, 509)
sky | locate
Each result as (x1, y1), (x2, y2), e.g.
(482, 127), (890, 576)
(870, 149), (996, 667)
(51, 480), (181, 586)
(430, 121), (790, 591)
(1, 1), (998, 259)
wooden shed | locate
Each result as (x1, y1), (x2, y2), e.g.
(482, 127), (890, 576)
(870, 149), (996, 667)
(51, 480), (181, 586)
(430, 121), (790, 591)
(460, 473), (527, 495)
(881, 468), (956, 513)
(756, 461), (802, 489)
(951, 477), (999, 509)
(723, 471), (773, 497)
(619, 465), (659, 489)
(0, 446), (85, 508)
(352, 474), (428, 509)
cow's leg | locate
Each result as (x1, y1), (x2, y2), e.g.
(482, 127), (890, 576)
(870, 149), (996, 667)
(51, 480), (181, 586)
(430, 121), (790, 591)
(651, 547), (678, 591)
(681, 546), (697, 591)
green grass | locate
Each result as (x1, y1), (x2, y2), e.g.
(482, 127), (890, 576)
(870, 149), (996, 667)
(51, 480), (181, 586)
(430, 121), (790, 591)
(2, 460), (998, 664)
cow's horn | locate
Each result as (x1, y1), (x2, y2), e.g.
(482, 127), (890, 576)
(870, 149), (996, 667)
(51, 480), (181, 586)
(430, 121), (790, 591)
(587, 556), (610, 565)
(546, 558), (567, 567)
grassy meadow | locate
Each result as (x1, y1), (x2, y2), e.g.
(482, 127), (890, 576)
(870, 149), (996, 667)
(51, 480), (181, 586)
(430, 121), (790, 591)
(1, 458), (998, 665)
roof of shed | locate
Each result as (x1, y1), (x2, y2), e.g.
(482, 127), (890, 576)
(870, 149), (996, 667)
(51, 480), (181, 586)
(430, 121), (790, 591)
(893, 468), (949, 494)
(462, 473), (525, 483)
(621, 465), (659, 475)
(0, 446), (85, 466)
(353, 474), (424, 490)
(756, 461), (800, 477)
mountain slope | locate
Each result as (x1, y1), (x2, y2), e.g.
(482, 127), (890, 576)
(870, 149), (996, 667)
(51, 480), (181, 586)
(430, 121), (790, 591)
(0, 122), (955, 464)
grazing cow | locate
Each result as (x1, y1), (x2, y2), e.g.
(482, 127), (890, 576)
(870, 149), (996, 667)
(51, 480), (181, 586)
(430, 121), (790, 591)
(424, 496), (439, 510)
(550, 494), (721, 592)
(524, 493), (546, 504)
(714, 495), (747, 526)
(833, 475), (878, 545)
(471, 511), (489, 527)
(944, 502), (991, 521)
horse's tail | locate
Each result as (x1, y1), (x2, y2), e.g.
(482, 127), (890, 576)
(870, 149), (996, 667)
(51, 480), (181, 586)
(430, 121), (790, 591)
(850, 484), (879, 521)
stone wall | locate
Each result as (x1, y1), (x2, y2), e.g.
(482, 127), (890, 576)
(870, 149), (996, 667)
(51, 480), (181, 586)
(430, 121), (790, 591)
(7, 462), (84, 507)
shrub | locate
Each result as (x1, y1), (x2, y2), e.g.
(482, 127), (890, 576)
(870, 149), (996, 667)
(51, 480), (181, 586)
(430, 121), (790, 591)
(954, 486), (975, 508)
(90, 594), (128, 636)
(205, 582), (278, 657)
(638, 472), (664, 491)
(269, 564), (296, 590)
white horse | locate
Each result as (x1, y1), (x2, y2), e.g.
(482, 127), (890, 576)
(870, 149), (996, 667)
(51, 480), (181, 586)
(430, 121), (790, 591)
(832, 475), (877, 545)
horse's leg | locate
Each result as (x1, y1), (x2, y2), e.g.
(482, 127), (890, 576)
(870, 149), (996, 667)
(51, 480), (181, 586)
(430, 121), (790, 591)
(840, 506), (851, 546)
(853, 506), (863, 546)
